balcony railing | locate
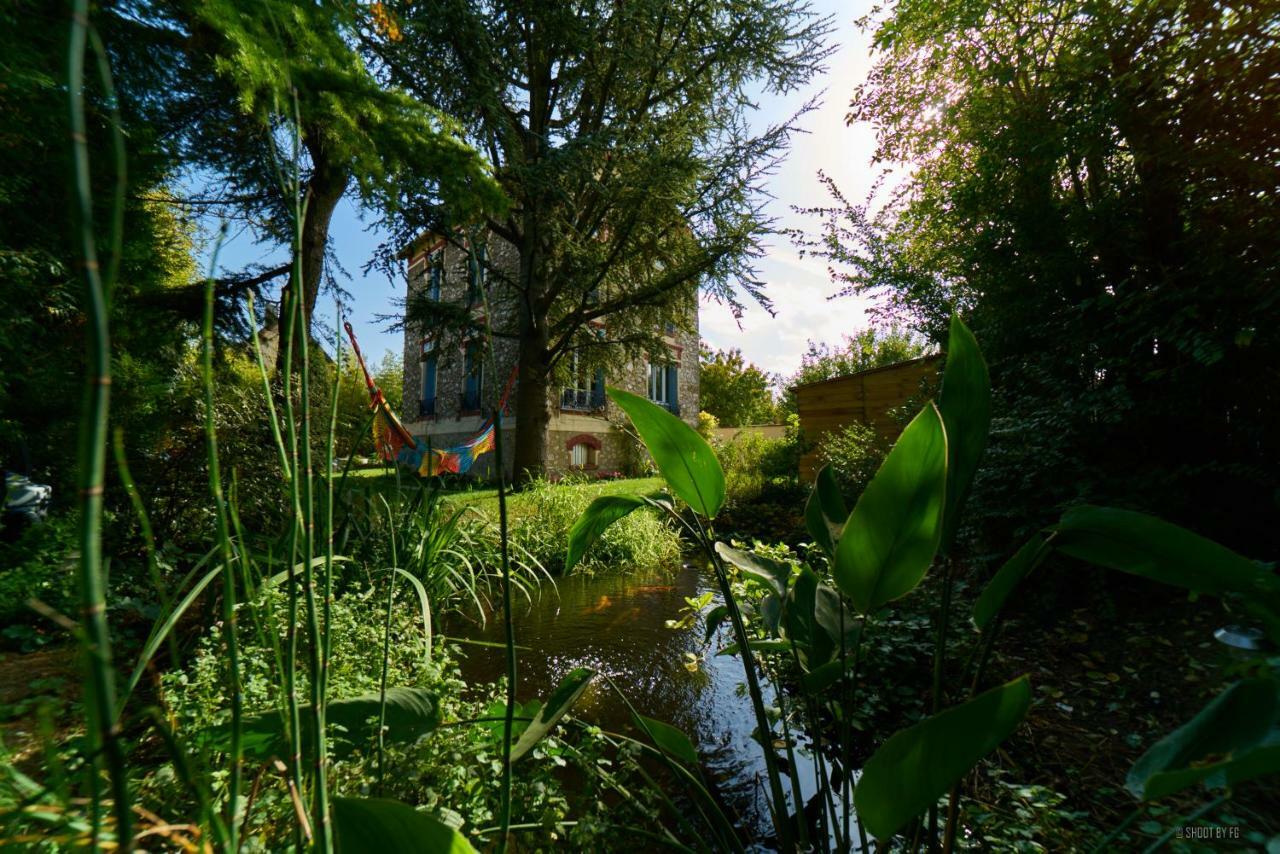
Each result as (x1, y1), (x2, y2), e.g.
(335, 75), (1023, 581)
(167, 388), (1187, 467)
(561, 387), (606, 412)
(461, 389), (483, 412)
(418, 397), (436, 418)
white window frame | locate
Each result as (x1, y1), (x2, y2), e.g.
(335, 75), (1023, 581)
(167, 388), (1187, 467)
(648, 362), (670, 405)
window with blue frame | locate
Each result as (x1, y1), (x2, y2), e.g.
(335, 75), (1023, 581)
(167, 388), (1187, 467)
(462, 340), (485, 410)
(562, 351), (605, 411)
(420, 342), (437, 418)
(647, 362), (679, 414)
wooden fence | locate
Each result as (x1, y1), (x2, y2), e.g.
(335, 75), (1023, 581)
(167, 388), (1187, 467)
(796, 354), (942, 482)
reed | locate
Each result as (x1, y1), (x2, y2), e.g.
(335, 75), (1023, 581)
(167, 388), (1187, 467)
(66, 2), (130, 846)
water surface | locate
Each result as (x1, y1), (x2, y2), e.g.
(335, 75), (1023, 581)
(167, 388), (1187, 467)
(446, 562), (829, 842)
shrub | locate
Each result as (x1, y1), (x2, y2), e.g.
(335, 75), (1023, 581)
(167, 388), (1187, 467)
(509, 479), (681, 574)
(154, 586), (648, 851)
(696, 410), (719, 439)
(0, 514), (78, 650)
(817, 421), (887, 505)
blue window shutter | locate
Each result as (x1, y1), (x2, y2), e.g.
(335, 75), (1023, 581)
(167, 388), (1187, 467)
(666, 364), (678, 411)
(423, 354), (437, 400)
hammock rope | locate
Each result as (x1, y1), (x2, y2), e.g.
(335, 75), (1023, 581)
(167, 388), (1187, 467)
(344, 321), (517, 477)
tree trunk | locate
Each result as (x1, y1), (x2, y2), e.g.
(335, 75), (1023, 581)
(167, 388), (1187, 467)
(511, 316), (550, 484)
(271, 132), (350, 363)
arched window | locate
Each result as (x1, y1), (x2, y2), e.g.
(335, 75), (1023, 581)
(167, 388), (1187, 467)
(566, 434), (602, 469)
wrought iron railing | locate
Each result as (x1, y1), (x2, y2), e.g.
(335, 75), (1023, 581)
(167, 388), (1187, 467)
(418, 397), (436, 418)
(461, 389), (483, 411)
(561, 387), (606, 412)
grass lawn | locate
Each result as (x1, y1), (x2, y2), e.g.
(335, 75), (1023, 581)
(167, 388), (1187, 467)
(335, 466), (666, 518)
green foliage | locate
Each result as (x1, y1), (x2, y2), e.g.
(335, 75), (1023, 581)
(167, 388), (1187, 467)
(715, 430), (777, 505)
(509, 667), (595, 762)
(936, 315), (991, 552)
(565, 496), (646, 574)
(0, 5), (199, 504)
(805, 0), (1280, 556)
(855, 677), (1032, 840)
(696, 410), (720, 440)
(816, 421), (887, 506)
(699, 346), (779, 427)
(971, 535), (1051, 630)
(226, 686), (442, 760)
(375, 0), (833, 477)
(1127, 678), (1280, 801)
(513, 478), (680, 575)
(633, 714), (699, 765)
(1050, 505), (1275, 598)
(608, 387), (725, 518)
(0, 515), (78, 648)
(781, 326), (930, 413)
(833, 404), (947, 614)
(332, 797), (477, 854)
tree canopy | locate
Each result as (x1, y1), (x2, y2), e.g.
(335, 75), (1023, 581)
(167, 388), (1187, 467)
(780, 326), (930, 413)
(800, 0), (1280, 552)
(368, 0), (833, 478)
(699, 346), (779, 427)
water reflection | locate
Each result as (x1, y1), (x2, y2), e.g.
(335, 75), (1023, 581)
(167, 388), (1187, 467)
(444, 562), (830, 844)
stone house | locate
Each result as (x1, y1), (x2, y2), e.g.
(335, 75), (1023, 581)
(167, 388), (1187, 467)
(400, 231), (699, 479)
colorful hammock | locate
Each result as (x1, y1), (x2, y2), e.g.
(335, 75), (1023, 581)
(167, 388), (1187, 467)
(344, 322), (517, 477)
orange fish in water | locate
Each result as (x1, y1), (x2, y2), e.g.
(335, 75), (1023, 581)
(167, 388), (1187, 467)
(582, 595), (613, 615)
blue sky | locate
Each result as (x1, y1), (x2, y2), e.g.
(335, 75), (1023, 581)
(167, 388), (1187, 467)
(202, 0), (881, 380)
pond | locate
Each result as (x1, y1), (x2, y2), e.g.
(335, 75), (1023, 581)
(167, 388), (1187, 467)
(445, 560), (834, 846)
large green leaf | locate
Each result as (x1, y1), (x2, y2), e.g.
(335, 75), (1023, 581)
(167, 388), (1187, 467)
(634, 713), (699, 765)
(936, 315), (990, 552)
(607, 387), (725, 518)
(510, 667), (595, 762)
(855, 676), (1031, 840)
(804, 464), (848, 556)
(813, 583), (858, 652)
(703, 604), (728, 644)
(715, 542), (791, 596)
(833, 403), (948, 614)
(1128, 678), (1280, 800)
(1051, 505), (1272, 596)
(566, 495), (646, 572)
(972, 535), (1052, 629)
(332, 797), (476, 853)
(783, 566), (835, 666)
(222, 687), (441, 760)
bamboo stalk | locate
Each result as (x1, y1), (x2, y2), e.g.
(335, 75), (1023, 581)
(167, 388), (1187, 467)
(66, 4), (130, 845)
(202, 227), (243, 850)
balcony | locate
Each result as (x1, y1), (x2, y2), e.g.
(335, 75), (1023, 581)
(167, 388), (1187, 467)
(418, 397), (436, 418)
(561, 387), (606, 412)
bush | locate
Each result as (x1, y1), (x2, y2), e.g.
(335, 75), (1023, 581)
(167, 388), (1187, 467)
(696, 410), (719, 439)
(0, 514), (78, 650)
(154, 585), (651, 851)
(817, 421), (887, 505)
(509, 479), (681, 574)
(714, 427), (802, 505)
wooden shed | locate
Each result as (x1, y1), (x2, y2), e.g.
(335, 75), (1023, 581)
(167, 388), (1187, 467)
(796, 354), (943, 482)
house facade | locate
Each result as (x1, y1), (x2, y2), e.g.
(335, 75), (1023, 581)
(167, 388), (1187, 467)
(400, 232), (699, 479)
